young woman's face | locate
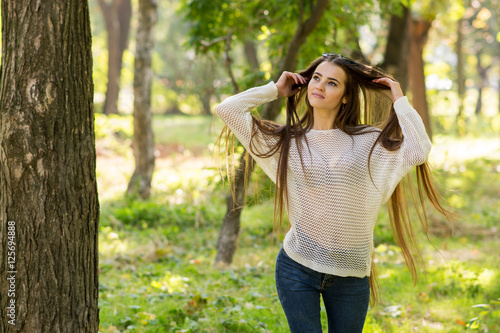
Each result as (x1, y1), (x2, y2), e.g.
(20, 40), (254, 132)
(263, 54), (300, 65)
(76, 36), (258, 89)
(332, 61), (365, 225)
(307, 61), (347, 113)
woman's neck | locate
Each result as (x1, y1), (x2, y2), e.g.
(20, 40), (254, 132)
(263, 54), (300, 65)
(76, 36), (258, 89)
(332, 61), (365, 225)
(312, 108), (339, 130)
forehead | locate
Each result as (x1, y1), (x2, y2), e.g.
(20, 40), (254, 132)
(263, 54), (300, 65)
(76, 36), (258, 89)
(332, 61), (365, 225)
(315, 61), (347, 83)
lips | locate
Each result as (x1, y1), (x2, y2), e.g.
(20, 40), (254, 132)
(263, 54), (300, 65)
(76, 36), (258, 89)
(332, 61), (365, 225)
(311, 93), (324, 99)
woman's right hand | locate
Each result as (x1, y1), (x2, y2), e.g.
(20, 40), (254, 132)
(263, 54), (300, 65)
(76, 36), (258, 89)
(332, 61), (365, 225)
(276, 71), (307, 98)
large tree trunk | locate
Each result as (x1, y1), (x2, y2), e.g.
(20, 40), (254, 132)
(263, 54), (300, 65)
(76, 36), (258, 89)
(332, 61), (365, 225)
(382, 5), (410, 89)
(214, 0), (329, 266)
(127, 0), (157, 199)
(0, 1), (99, 332)
(98, 0), (132, 115)
(407, 16), (433, 140)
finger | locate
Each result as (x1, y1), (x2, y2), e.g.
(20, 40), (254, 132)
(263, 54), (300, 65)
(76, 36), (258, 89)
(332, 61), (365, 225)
(373, 78), (391, 87)
(292, 73), (306, 86)
(291, 73), (301, 85)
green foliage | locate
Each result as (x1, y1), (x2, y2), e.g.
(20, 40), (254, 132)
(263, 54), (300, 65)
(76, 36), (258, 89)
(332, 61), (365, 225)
(467, 298), (500, 331)
(180, 0), (403, 93)
(428, 262), (492, 298)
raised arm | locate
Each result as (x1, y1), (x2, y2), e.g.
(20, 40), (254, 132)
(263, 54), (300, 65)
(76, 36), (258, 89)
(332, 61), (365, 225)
(215, 82), (280, 181)
(372, 77), (431, 167)
(370, 78), (432, 200)
(215, 81), (278, 150)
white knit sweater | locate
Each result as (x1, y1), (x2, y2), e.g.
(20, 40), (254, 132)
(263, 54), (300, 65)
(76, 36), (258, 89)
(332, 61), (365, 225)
(216, 81), (432, 278)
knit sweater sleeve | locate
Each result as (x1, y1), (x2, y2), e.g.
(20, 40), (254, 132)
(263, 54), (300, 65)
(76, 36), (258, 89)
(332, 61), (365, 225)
(215, 81), (280, 182)
(380, 96), (432, 200)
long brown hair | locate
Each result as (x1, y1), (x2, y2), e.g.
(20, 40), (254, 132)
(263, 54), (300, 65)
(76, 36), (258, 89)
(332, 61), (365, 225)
(218, 54), (455, 305)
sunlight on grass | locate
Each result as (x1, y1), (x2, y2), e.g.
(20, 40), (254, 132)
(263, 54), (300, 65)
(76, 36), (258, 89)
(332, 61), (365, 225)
(429, 136), (500, 167)
(151, 272), (189, 293)
(99, 226), (130, 256)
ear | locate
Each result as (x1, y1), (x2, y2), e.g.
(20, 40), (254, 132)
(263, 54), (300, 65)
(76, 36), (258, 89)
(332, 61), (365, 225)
(342, 97), (347, 104)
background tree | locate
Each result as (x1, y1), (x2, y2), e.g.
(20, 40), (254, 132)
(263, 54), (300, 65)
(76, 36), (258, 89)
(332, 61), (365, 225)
(127, 0), (158, 199)
(0, 1), (99, 331)
(153, 0), (224, 116)
(381, 4), (410, 87)
(456, 16), (466, 119)
(407, 12), (434, 138)
(461, 0), (500, 115)
(98, 0), (132, 115)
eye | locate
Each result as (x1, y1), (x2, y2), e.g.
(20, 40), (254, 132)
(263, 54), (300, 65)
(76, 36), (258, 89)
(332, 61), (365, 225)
(312, 75), (320, 81)
(328, 81), (337, 86)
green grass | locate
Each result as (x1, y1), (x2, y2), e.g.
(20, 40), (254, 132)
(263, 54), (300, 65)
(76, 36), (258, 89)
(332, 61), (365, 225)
(96, 113), (500, 332)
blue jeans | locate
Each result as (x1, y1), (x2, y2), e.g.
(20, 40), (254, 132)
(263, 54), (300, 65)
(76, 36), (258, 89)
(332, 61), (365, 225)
(275, 248), (370, 333)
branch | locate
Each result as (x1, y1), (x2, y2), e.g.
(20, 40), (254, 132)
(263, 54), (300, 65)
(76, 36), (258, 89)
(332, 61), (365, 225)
(262, 0), (328, 120)
(223, 32), (240, 93)
(298, 0), (304, 26)
(200, 36), (226, 48)
(275, 0), (328, 79)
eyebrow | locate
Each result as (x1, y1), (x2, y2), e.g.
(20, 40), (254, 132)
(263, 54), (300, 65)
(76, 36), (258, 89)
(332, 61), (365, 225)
(314, 72), (340, 84)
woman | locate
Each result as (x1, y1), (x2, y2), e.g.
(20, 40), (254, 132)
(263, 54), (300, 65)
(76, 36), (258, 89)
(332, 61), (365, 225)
(215, 53), (452, 332)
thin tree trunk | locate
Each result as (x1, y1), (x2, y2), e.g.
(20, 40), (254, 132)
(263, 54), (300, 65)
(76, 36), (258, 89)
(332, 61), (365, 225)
(382, 5), (410, 88)
(263, 0), (329, 121)
(407, 16), (433, 140)
(200, 92), (212, 115)
(215, 155), (256, 265)
(347, 25), (366, 62)
(215, 0), (329, 266)
(0, 1), (99, 332)
(127, 0), (157, 199)
(244, 41), (260, 69)
(475, 87), (483, 116)
(223, 32), (240, 94)
(98, 0), (132, 115)
(475, 52), (487, 116)
(456, 18), (466, 119)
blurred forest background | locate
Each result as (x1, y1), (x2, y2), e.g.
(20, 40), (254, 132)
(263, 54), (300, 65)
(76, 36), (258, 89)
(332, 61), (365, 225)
(86, 0), (499, 332)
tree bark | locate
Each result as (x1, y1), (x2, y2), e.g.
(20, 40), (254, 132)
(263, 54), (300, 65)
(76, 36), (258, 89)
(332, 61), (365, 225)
(381, 5), (410, 89)
(407, 16), (433, 140)
(0, 1), (99, 332)
(214, 0), (329, 266)
(98, 0), (132, 115)
(126, 0), (157, 199)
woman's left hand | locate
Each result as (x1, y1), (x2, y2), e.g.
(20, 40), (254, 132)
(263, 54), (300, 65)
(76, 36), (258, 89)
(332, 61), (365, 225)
(372, 78), (404, 102)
